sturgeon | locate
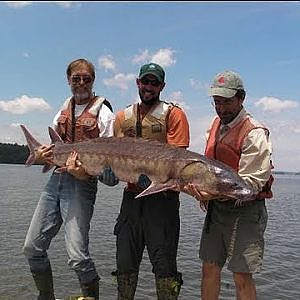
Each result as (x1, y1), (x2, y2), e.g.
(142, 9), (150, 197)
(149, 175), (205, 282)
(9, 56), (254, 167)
(20, 124), (255, 201)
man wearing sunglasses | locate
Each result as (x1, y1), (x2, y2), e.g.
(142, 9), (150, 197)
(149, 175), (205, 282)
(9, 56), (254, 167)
(103, 63), (190, 299)
(23, 58), (114, 300)
(185, 70), (273, 300)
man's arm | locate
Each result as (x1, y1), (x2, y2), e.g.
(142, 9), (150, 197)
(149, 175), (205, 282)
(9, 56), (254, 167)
(166, 106), (190, 148)
(238, 128), (272, 194)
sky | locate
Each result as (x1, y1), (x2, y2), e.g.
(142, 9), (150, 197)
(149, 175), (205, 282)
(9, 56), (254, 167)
(0, 1), (299, 172)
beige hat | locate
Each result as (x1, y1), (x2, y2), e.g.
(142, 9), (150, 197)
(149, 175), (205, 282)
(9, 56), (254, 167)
(209, 70), (244, 98)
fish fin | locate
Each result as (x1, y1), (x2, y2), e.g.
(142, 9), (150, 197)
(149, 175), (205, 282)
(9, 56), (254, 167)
(48, 126), (63, 143)
(20, 124), (42, 166)
(135, 181), (179, 199)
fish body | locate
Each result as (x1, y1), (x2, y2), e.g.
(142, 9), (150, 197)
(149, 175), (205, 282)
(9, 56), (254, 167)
(20, 125), (255, 201)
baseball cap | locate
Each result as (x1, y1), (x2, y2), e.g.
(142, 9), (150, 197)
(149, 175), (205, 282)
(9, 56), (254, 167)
(209, 70), (244, 98)
(139, 63), (165, 83)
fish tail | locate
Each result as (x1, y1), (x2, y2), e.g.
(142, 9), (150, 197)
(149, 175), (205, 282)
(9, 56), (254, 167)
(20, 124), (42, 166)
(48, 126), (63, 143)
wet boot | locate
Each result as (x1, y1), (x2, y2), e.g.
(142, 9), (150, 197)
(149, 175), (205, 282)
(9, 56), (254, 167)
(31, 266), (55, 300)
(80, 276), (100, 300)
(155, 272), (183, 300)
(116, 272), (138, 300)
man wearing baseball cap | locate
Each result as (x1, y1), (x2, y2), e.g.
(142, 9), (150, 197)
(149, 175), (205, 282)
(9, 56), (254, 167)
(102, 62), (190, 299)
(185, 70), (274, 299)
(138, 62), (165, 83)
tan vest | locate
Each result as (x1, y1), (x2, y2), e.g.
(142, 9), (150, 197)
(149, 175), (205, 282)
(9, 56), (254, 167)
(120, 101), (174, 142)
(121, 101), (174, 192)
(55, 96), (105, 142)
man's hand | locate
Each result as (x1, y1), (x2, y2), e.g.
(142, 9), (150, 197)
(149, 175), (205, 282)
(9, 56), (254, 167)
(183, 183), (214, 212)
(98, 166), (119, 186)
(35, 144), (55, 164)
(66, 151), (90, 181)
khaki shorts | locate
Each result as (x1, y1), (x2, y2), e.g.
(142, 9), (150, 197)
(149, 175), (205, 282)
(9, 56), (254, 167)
(199, 199), (268, 274)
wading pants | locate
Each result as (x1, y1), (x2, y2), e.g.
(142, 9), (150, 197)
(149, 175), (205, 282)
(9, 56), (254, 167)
(114, 189), (182, 299)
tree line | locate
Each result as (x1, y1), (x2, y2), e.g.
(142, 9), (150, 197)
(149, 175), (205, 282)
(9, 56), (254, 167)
(0, 143), (29, 164)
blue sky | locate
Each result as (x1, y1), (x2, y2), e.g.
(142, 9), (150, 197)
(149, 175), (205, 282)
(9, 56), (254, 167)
(0, 1), (299, 172)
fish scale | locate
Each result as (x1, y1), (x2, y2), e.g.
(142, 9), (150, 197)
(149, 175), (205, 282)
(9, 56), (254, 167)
(20, 124), (255, 202)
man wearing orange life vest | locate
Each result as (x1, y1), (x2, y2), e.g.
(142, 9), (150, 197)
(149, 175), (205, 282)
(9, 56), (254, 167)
(23, 58), (114, 300)
(186, 70), (273, 300)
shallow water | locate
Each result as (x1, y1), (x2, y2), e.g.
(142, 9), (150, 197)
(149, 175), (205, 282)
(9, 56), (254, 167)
(0, 165), (299, 299)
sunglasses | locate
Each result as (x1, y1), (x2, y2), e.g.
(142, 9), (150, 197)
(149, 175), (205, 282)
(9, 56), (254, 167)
(71, 75), (93, 85)
(140, 77), (161, 87)
(211, 96), (237, 107)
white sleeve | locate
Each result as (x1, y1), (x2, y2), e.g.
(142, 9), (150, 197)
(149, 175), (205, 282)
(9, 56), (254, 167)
(52, 110), (62, 127)
(238, 128), (272, 193)
(98, 104), (115, 137)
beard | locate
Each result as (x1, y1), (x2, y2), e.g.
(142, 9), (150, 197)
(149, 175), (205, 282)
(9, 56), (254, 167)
(72, 87), (92, 104)
(218, 111), (240, 125)
(74, 91), (90, 101)
(139, 90), (160, 106)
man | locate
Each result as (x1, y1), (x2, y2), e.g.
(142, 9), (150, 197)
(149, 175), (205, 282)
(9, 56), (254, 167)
(105, 62), (190, 299)
(186, 70), (273, 300)
(23, 58), (115, 300)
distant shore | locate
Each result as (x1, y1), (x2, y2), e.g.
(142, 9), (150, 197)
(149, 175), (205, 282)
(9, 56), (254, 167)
(273, 171), (300, 176)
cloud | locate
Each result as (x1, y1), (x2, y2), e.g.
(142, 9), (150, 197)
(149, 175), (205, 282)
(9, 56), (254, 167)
(4, 1), (32, 8)
(151, 48), (176, 67)
(294, 127), (300, 134)
(98, 55), (117, 72)
(167, 91), (190, 111)
(54, 2), (78, 8)
(187, 114), (213, 153)
(189, 78), (209, 93)
(0, 123), (49, 144)
(254, 96), (298, 113)
(132, 50), (151, 64)
(132, 48), (176, 68)
(103, 73), (136, 90)
(0, 95), (51, 114)
(5, 1), (80, 8)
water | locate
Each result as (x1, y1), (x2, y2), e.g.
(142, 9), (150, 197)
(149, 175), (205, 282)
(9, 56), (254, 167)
(0, 164), (299, 299)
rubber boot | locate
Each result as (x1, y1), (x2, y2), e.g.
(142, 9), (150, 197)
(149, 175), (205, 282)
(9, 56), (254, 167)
(31, 267), (55, 300)
(80, 276), (100, 300)
(155, 272), (183, 300)
(116, 272), (138, 300)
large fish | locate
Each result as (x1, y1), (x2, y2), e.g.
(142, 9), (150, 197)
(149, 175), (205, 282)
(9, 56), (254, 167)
(20, 124), (255, 202)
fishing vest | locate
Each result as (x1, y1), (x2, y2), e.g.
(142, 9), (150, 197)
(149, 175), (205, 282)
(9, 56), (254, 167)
(121, 100), (175, 192)
(55, 96), (105, 142)
(205, 117), (273, 200)
(121, 101), (175, 142)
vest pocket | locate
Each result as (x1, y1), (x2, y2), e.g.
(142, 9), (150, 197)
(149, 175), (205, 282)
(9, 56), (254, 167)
(80, 117), (97, 130)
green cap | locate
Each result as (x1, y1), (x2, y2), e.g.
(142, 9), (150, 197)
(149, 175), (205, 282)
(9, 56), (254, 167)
(209, 70), (244, 98)
(139, 63), (165, 83)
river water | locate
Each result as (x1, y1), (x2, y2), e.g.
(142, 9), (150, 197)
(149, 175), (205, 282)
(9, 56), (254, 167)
(0, 164), (299, 299)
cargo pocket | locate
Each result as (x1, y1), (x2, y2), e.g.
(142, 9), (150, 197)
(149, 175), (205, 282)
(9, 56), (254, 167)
(80, 118), (99, 138)
(257, 204), (268, 234)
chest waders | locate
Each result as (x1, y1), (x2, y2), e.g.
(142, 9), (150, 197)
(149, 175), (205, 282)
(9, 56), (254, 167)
(115, 103), (183, 300)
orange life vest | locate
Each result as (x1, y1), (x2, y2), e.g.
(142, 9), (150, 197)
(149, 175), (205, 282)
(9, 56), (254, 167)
(55, 96), (105, 142)
(205, 117), (273, 199)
